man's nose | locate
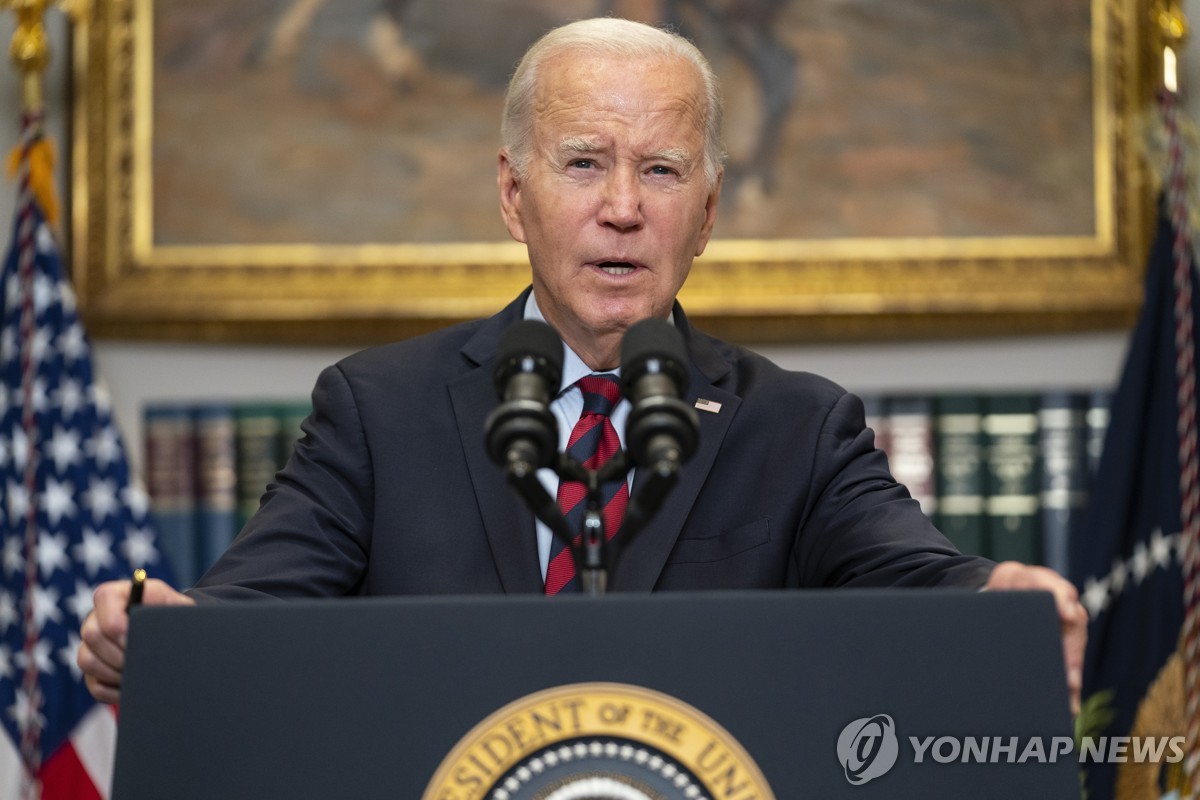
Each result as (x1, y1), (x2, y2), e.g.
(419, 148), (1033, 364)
(597, 168), (643, 230)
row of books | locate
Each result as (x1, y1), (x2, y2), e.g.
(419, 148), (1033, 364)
(144, 401), (311, 587)
(863, 389), (1112, 576)
(143, 388), (1112, 588)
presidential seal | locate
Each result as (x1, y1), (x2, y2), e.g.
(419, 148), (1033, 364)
(423, 683), (774, 800)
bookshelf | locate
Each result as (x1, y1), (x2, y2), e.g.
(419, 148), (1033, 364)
(114, 331), (1127, 587)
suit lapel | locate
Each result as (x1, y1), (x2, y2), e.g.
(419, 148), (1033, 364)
(449, 291), (544, 594)
(612, 308), (740, 591)
(449, 295), (742, 594)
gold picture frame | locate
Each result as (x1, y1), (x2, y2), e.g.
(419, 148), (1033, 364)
(70, 0), (1159, 345)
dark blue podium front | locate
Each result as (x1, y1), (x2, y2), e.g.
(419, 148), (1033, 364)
(113, 590), (1077, 799)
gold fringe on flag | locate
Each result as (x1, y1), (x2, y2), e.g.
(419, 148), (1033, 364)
(6, 135), (58, 225)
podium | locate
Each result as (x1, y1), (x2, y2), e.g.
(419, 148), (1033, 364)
(112, 590), (1078, 799)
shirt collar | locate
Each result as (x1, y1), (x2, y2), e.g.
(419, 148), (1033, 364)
(524, 290), (676, 396)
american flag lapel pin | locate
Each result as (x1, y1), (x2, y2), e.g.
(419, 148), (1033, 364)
(694, 398), (722, 414)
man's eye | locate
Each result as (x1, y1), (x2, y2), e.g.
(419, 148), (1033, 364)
(570, 159), (594, 169)
(649, 165), (677, 176)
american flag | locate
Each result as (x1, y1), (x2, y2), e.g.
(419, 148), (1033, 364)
(0, 113), (166, 799)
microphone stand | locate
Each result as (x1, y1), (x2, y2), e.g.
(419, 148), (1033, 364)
(501, 448), (683, 597)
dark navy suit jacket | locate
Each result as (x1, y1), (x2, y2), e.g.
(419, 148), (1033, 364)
(191, 290), (993, 600)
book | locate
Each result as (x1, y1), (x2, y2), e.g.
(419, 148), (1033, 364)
(277, 400), (312, 466)
(933, 394), (987, 557)
(1038, 391), (1087, 576)
(884, 395), (937, 517)
(860, 393), (890, 455)
(195, 403), (238, 578)
(235, 403), (284, 532)
(982, 394), (1041, 565)
(143, 404), (198, 587)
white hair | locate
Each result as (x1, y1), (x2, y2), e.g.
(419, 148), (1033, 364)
(501, 17), (725, 190)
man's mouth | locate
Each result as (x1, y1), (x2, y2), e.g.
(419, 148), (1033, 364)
(594, 260), (641, 276)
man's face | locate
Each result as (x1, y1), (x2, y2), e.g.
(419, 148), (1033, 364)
(498, 53), (721, 366)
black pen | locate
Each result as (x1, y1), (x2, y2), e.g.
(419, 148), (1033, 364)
(126, 568), (146, 612)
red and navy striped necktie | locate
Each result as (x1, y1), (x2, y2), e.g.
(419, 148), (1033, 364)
(544, 374), (629, 595)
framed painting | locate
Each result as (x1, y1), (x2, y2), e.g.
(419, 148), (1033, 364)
(70, 0), (1160, 343)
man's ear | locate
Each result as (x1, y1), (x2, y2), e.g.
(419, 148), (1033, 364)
(497, 150), (527, 244)
(694, 168), (723, 257)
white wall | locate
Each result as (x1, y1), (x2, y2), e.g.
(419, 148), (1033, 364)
(2, 8), (1181, 470)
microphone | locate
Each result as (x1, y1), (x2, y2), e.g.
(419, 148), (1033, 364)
(484, 320), (563, 473)
(620, 318), (699, 471)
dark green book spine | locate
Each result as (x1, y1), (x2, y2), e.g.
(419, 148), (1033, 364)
(235, 403), (284, 532)
(934, 394), (986, 557)
(278, 400), (313, 467)
(983, 394), (1041, 564)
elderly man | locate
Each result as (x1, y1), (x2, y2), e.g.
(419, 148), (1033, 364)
(79, 17), (1085, 709)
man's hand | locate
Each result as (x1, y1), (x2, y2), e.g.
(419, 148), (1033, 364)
(984, 561), (1088, 716)
(77, 578), (194, 704)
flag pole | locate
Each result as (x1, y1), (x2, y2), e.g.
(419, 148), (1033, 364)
(1156, 3), (1200, 797)
(4, 3), (85, 796)
(5, 4), (54, 796)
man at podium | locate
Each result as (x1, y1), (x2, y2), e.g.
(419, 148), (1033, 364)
(78, 17), (1085, 712)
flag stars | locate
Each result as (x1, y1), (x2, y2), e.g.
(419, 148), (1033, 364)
(91, 382), (113, 415)
(59, 633), (83, 681)
(29, 325), (53, 366)
(36, 530), (70, 578)
(84, 477), (119, 522)
(88, 426), (121, 470)
(1108, 559), (1128, 594)
(1082, 530), (1183, 619)
(58, 322), (87, 363)
(14, 639), (55, 677)
(0, 644), (11, 679)
(7, 479), (29, 523)
(0, 330), (16, 371)
(3, 273), (19, 316)
(34, 221), (57, 258)
(123, 483), (151, 520)
(0, 590), (16, 631)
(52, 377), (85, 420)
(32, 271), (55, 314)
(73, 528), (116, 578)
(40, 477), (78, 525)
(1, 536), (22, 578)
(31, 376), (49, 413)
(1129, 541), (1151, 584)
(32, 584), (63, 631)
(65, 580), (95, 623)
(59, 282), (77, 315)
(1082, 575), (1111, 617)
(1147, 527), (1176, 566)
(46, 424), (83, 473)
(0, 429), (32, 473)
(121, 527), (159, 568)
(8, 687), (46, 733)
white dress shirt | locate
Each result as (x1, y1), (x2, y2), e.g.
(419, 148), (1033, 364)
(524, 293), (635, 579)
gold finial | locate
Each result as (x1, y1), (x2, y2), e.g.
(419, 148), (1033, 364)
(1154, 0), (1190, 93)
(3, 0), (91, 112)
